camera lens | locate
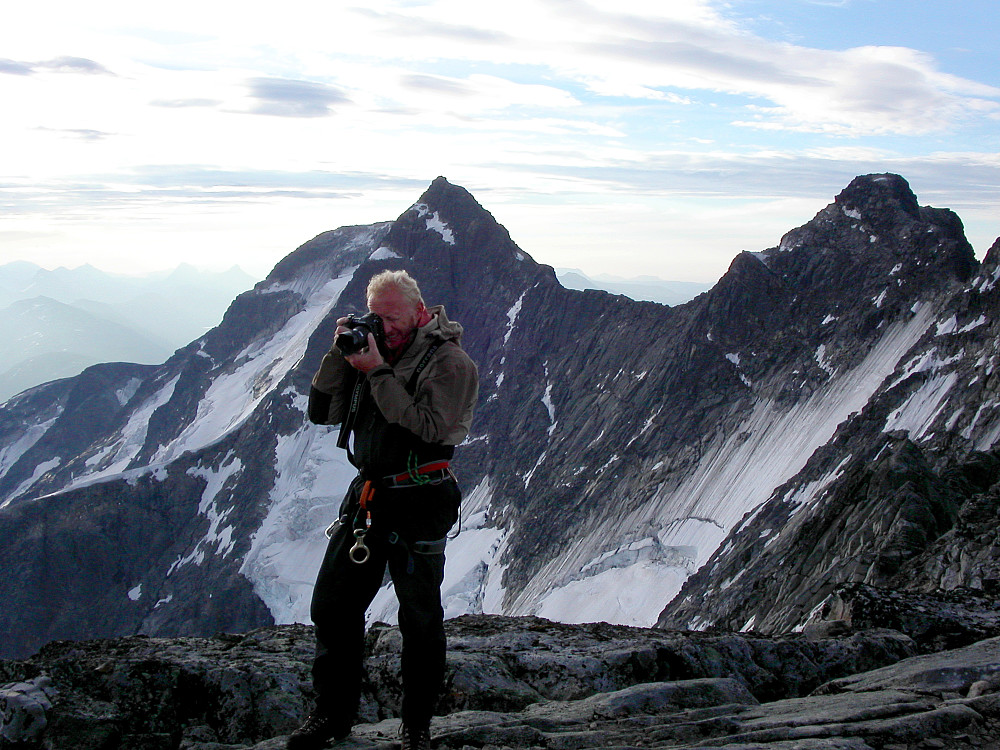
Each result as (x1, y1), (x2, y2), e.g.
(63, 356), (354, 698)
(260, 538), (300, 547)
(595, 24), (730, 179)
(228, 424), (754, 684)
(336, 328), (367, 355)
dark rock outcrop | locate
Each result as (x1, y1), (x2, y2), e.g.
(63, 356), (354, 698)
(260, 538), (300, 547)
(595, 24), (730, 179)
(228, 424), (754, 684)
(5, 617), (1000, 750)
(823, 583), (1000, 654)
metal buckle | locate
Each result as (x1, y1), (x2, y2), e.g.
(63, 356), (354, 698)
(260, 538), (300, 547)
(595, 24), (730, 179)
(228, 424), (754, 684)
(349, 529), (370, 564)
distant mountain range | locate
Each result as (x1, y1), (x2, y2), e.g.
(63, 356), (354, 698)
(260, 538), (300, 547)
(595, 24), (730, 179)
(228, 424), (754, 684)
(555, 269), (710, 306)
(0, 262), (702, 405)
(0, 263), (256, 403)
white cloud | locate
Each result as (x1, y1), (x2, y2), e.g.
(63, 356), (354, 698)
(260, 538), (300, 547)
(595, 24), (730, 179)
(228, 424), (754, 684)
(0, 0), (997, 281)
(244, 77), (352, 118)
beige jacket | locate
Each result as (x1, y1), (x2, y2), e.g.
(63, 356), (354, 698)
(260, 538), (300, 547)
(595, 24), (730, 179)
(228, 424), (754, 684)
(311, 305), (478, 446)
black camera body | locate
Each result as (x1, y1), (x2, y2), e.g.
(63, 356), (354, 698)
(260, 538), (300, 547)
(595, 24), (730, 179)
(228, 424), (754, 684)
(335, 312), (386, 356)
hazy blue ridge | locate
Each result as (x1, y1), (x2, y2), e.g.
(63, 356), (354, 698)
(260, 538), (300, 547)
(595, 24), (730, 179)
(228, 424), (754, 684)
(0, 263), (256, 403)
(556, 268), (711, 306)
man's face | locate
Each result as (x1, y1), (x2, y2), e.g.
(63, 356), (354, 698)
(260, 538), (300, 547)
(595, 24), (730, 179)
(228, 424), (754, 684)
(368, 287), (423, 351)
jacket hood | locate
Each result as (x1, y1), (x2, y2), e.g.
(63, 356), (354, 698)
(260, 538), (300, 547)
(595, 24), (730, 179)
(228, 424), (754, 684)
(423, 304), (463, 344)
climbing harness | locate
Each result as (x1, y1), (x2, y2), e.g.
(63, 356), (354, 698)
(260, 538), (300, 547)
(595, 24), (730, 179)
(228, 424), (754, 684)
(382, 458), (454, 488)
(328, 339), (454, 565)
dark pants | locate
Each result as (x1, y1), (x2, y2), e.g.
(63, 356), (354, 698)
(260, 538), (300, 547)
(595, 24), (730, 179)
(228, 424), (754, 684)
(310, 476), (460, 731)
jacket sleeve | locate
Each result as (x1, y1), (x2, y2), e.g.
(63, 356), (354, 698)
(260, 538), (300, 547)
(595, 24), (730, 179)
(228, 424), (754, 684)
(308, 348), (355, 425)
(368, 343), (478, 445)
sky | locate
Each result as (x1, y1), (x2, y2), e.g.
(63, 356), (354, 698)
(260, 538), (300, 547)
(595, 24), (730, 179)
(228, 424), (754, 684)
(2, 0), (998, 285)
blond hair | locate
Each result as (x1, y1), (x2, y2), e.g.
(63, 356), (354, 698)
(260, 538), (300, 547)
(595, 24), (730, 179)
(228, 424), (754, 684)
(366, 269), (424, 306)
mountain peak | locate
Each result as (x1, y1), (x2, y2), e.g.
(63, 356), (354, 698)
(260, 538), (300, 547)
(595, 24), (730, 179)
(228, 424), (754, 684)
(383, 178), (545, 278)
(834, 173), (920, 222)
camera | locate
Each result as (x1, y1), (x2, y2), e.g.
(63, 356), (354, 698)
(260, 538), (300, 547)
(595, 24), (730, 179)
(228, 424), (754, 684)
(335, 312), (385, 356)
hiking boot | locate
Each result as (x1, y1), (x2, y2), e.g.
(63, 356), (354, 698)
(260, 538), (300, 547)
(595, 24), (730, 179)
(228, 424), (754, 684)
(287, 706), (350, 750)
(400, 724), (431, 750)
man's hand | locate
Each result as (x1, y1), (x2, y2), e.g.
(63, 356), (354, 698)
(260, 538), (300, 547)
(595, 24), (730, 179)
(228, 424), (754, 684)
(344, 333), (385, 373)
(334, 318), (385, 373)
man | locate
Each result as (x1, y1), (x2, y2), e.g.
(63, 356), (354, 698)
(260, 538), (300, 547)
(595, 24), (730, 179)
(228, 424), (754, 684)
(289, 270), (478, 750)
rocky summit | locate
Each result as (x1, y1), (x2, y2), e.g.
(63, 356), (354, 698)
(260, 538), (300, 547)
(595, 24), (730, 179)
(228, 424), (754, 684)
(4, 613), (1000, 750)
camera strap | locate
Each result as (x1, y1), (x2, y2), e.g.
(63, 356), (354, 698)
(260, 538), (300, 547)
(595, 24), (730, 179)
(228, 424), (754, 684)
(336, 370), (367, 450)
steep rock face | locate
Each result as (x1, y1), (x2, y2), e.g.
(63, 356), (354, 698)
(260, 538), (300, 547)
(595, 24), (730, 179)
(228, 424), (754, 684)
(0, 459), (272, 652)
(488, 173), (982, 625)
(0, 362), (157, 499)
(658, 439), (999, 633)
(658, 227), (1000, 632)
(0, 173), (995, 661)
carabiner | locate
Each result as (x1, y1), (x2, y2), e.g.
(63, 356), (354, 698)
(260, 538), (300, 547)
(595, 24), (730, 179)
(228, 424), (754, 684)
(349, 529), (370, 564)
(325, 517), (343, 539)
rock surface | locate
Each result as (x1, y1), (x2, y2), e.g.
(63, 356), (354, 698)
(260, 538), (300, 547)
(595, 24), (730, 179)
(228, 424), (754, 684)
(823, 583), (1000, 654)
(4, 616), (1000, 749)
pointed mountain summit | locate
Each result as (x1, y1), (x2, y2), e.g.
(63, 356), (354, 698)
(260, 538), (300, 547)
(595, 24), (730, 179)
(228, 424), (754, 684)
(0, 174), (997, 661)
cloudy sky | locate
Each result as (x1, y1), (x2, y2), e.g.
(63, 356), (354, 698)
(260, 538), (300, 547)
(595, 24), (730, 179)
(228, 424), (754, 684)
(2, 0), (998, 284)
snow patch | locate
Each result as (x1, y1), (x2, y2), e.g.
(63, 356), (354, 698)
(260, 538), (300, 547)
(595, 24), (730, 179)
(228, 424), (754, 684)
(890, 347), (964, 389)
(115, 378), (143, 407)
(533, 535), (698, 626)
(154, 593), (173, 609)
(367, 477), (508, 625)
(972, 405), (1000, 450)
(369, 246), (402, 261)
(977, 267), (999, 293)
(541, 368), (557, 437)
(168, 454), (244, 575)
(936, 316), (958, 336)
(152, 273), (352, 465)
(0, 411), (62, 504)
(241, 423), (358, 625)
(187, 453), (243, 558)
(961, 315), (988, 333)
(940, 315), (989, 335)
(10, 457), (61, 501)
(785, 454), (853, 519)
(884, 372), (959, 439)
(535, 558), (689, 627)
(503, 292), (526, 346)
(522, 450), (548, 487)
(815, 344), (836, 377)
(77, 373), (181, 483)
(946, 407), (965, 432)
(412, 203), (456, 245)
